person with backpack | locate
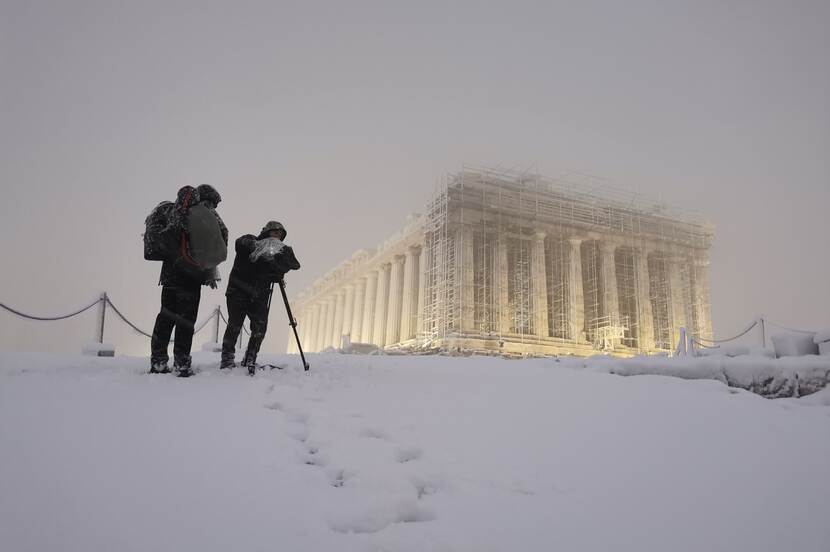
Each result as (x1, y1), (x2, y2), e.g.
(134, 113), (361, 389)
(221, 221), (300, 374)
(145, 184), (228, 377)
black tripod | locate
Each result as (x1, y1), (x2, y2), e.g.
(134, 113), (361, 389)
(272, 279), (310, 371)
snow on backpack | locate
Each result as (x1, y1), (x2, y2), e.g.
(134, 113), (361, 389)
(144, 186), (226, 270)
(143, 201), (179, 261)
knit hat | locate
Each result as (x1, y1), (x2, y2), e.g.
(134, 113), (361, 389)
(196, 184), (221, 206)
(259, 220), (286, 239)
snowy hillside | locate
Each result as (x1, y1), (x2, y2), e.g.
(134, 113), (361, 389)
(1, 352), (829, 552)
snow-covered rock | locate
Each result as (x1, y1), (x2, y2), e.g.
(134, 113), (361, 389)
(591, 353), (830, 398)
(771, 331), (818, 357)
(813, 329), (830, 344)
(692, 344), (775, 358)
(814, 329), (830, 355)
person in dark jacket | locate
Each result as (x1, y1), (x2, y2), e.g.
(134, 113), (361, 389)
(221, 221), (300, 373)
(150, 184), (228, 377)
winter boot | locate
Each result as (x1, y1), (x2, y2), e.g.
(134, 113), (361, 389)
(219, 352), (236, 370)
(174, 356), (194, 378)
(242, 351), (257, 376)
(150, 359), (170, 374)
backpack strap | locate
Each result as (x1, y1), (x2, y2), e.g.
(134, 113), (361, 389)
(178, 190), (203, 269)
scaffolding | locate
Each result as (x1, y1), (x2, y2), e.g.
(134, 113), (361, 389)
(418, 165), (714, 356)
(421, 184), (456, 345)
(615, 247), (639, 348)
(473, 230), (497, 333)
(581, 240), (603, 343)
(545, 235), (569, 339)
(508, 236), (534, 336)
(648, 253), (673, 350)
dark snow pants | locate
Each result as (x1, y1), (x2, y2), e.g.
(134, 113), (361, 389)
(151, 284), (202, 366)
(221, 293), (271, 362)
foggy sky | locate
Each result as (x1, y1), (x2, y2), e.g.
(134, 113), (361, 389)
(2, 0), (828, 356)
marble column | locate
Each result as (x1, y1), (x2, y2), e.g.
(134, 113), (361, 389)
(324, 297), (336, 350)
(301, 308), (311, 352)
(600, 240), (620, 326)
(458, 227), (475, 332)
(318, 302), (330, 352)
(532, 231), (549, 338)
(634, 248), (655, 351)
(385, 255), (405, 346)
(692, 256), (713, 341)
(400, 246), (419, 341)
(372, 264), (390, 347)
(309, 303), (319, 352)
(568, 238), (585, 342)
(416, 245), (428, 339)
(292, 308), (305, 353)
(342, 284), (355, 342)
(311, 303), (323, 352)
(287, 325), (296, 354)
(332, 290), (346, 349)
(497, 236), (511, 335)
(361, 272), (378, 344)
(301, 306), (313, 351)
(351, 278), (366, 343)
(668, 256), (687, 348)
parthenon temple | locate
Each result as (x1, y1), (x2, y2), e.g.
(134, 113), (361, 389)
(288, 167), (715, 357)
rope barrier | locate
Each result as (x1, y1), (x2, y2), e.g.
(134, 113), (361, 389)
(691, 320), (758, 344)
(106, 297), (214, 340)
(193, 312), (214, 334)
(218, 308), (250, 336)
(691, 317), (818, 349)
(765, 320), (815, 335)
(688, 336), (720, 349)
(0, 297), (101, 321)
(105, 297), (154, 339)
(1, 293), (242, 350)
(6, 293), (815, 353)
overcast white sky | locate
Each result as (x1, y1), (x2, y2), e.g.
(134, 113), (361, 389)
(1, 0), (828, 356)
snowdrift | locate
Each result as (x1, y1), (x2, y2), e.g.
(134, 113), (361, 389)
(585, 353), (830, 398)
(1, 351), (829, 552)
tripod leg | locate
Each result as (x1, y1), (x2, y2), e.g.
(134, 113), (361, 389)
(279, 280), (310, 371)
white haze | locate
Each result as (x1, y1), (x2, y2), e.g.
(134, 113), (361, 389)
(1, 0), (828, 356)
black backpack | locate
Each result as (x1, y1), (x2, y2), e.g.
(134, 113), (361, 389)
(143, 201), (179, 261)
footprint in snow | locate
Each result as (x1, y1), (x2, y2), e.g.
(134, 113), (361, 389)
(288, 427), (309, 443)
(360, 427), (390, 440)
(328, 468), (353, 488)
(302, 451), (328, 467)
(288, 411), (310, 424)
(328, 499), (435, 534)
(410, 476), (441, 499)
(394, 445), (423, 463)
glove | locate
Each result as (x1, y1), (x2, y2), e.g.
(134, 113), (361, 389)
(206, 267), (221, 289)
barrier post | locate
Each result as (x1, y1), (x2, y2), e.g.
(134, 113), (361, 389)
(674, 327), (687, 357)
(213, 307), (220, 344)
(84, 292), (114, 357)
(97, 292), (107, 343)
(201, 306), (223, 352)
(759, 316), (766, 349)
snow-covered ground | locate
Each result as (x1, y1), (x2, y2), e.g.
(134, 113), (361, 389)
(1, 351), (829, 552)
